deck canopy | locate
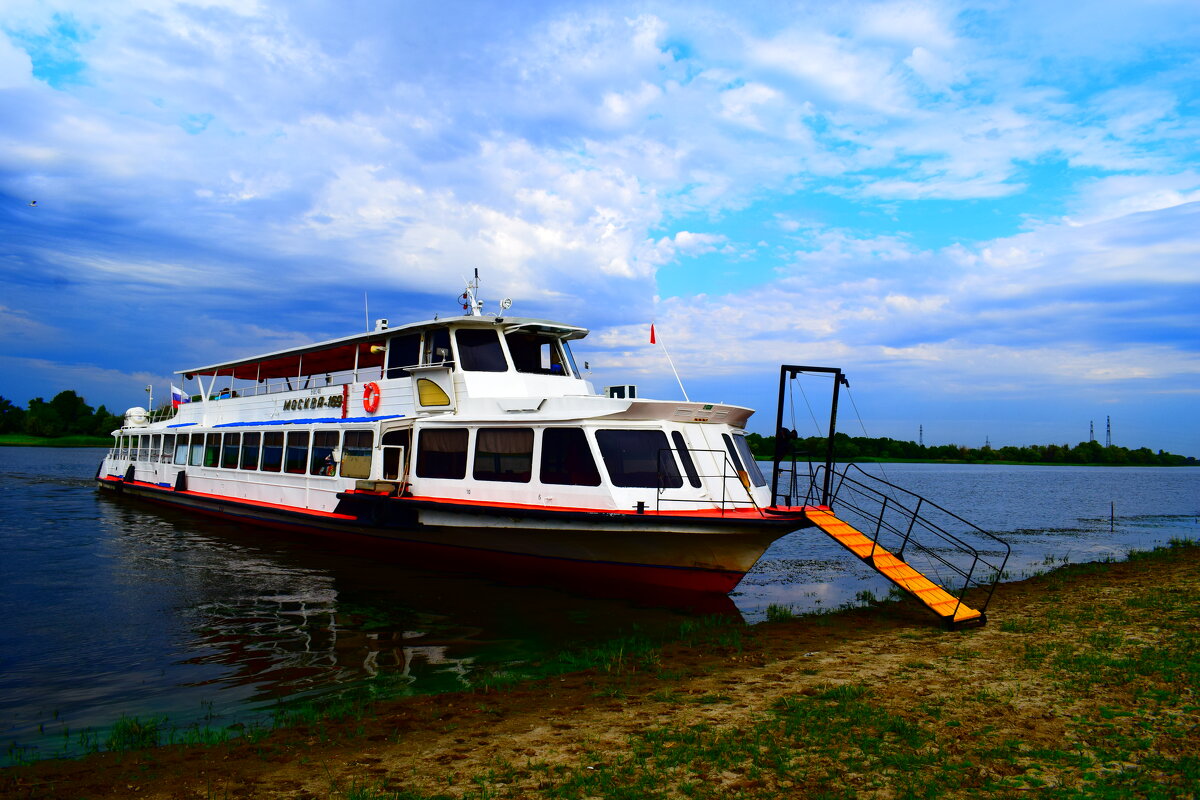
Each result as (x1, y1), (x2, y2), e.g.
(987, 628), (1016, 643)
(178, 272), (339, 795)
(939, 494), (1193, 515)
(178, 315), (589, 379)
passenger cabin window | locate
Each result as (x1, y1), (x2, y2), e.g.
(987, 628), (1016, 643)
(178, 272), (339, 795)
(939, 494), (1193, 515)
(285, 431), (310, 474)
(423, 327), (452, 365)
(722, 433), (766, 488)
(733, 433), (766, 487)
(161, 434), (174, 461)
(455, 329), (507, 372)
(311, 431), (339, 476)
(188, 433), (204, 466)
(221, 433), (240, 469)
(596, 429), (682, 489)
(473, 428), (533, 483)
(386, 333), (421, 378)
(671, 431), (702, 488)
(416, 428), (469, 479)
(341, 430), (374, 479)
(261, 432), (284, 472)
(174, 436), (189, 464)
(540, 428), (601, 486)
(241, 432), (261, 470)
(506, 332), (569, 376)
(204, 434), (220, 467)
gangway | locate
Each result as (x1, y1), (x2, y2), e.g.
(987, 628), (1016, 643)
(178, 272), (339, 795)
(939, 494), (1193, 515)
(769, 366), (1011, 628)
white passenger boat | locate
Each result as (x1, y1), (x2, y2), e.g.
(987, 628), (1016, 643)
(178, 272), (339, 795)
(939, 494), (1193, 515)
(97, 277), (815, 594)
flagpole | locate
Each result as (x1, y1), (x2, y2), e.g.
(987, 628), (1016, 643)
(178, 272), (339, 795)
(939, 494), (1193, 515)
(652, 324), (690, 401)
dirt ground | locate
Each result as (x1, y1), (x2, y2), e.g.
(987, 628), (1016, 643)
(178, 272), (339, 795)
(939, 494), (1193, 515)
(4, 546), (1199, 800)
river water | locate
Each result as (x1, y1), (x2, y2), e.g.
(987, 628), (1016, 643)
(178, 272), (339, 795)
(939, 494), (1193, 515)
(2, 448), (1197, 763)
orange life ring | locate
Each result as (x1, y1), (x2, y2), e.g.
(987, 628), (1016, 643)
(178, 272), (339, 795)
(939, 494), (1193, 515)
(362, 382), (381, 413)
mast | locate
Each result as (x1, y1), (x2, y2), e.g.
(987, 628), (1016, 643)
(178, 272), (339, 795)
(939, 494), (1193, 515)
(461, 269), (484, 316)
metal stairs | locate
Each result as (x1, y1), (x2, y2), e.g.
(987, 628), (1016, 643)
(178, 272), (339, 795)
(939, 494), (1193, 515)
(805, 507), (984, 626)
(799, 464), (1010, 629)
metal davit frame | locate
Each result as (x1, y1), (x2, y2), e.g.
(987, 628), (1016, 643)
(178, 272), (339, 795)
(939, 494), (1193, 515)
(769, 364), (847, 508)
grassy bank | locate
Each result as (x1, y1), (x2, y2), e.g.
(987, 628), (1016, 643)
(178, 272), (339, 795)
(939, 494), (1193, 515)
(0, 434), (111, 448)
(3, 541), (1198, 799)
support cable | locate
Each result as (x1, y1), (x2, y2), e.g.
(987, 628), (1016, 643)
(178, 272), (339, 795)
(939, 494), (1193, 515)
(844, 385), (901, 503)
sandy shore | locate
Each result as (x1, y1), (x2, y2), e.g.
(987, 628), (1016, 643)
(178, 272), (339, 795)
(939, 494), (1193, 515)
(4, 543), (1199, 799)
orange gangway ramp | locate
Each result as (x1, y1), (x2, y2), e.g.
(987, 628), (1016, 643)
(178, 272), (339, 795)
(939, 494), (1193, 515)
(806, 507), (983, 625)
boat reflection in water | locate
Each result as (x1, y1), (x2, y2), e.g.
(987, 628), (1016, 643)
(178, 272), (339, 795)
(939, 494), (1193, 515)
(95, 491), (737, 713)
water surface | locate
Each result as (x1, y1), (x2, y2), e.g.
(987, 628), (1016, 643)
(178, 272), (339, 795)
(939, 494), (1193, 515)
(2, 448), (1197, 762)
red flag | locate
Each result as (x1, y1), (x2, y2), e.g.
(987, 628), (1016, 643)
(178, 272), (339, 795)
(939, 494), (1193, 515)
(650, 323), (656, 344)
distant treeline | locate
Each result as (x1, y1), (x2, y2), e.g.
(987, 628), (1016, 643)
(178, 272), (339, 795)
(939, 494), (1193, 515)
(746, 432), (1197, 467)
(0, 392), (122, 439)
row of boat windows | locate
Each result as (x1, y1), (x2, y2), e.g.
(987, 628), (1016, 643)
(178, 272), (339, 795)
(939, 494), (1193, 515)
(113, 427), (767, 489)
(414, 427), (766, 490)
(114, 431), (376, 478)
(386, 329), (579, 378)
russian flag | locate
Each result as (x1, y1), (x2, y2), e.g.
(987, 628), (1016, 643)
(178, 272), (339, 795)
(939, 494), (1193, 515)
(171, 385), (188, 409)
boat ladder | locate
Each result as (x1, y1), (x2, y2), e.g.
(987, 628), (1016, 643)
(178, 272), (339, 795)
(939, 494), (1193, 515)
(803, 464), (1011, 629)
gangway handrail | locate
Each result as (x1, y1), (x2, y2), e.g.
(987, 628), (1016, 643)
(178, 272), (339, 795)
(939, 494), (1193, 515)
(812, 462), (1012, 617)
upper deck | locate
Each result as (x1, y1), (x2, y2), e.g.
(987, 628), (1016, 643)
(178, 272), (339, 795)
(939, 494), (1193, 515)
(152, 314), (752, 431)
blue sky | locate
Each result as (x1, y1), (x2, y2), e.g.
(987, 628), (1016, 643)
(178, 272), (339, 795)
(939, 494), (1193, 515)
(1, 0), (1198, 455)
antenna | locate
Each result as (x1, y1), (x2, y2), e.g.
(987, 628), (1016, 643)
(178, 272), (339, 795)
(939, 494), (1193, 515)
(1090, 420), (1095, 442)
(919, 424), (923, 447)
(651, 324), (689, 402)
(460, 270), (484, 316)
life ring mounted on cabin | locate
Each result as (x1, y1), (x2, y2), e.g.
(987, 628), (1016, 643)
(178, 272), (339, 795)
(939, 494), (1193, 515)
(363, 382), (381, 413)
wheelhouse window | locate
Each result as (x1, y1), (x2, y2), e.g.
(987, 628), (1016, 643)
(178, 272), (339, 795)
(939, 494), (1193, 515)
(455, 329), (507, 372)
(596, 429), (682, 489)
(386, 333), (421, 378)
(261, 432), (284, 472)
(416, 428), (469, 479)
(723, 433), (766, 487)
(285, 431), (310, 474)
(671, 431), (702, 488)
(473, 428), (533, 483)
(240, 432), (261, 470)
(221, 433), (241, 469)
(506, 332), (569, 376)
(423, 327), (452, 365)
(540, 428), (601, 486)
(341, 430), (374, 479)
(310, 431), (339, 476)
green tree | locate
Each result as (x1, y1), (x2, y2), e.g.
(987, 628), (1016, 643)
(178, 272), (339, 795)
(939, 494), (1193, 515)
(48, 390), (95, 435)
(23, 398), (63, 437)
(0, 396), (25, 434)
(91, 404), (123, 436)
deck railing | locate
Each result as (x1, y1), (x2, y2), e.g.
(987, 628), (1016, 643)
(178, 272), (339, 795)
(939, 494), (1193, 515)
(653, 448), (764, 515)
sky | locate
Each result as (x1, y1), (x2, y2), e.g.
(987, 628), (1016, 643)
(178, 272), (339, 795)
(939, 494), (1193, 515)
(1, 0), (1198, 455)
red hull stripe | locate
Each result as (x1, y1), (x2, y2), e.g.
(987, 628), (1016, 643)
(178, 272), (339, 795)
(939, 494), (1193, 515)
(99, 475), (812, 525)
(364, 492), (812, 521)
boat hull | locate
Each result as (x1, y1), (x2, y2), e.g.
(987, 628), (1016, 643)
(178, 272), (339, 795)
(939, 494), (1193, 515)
(97, 475), (811, 594)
